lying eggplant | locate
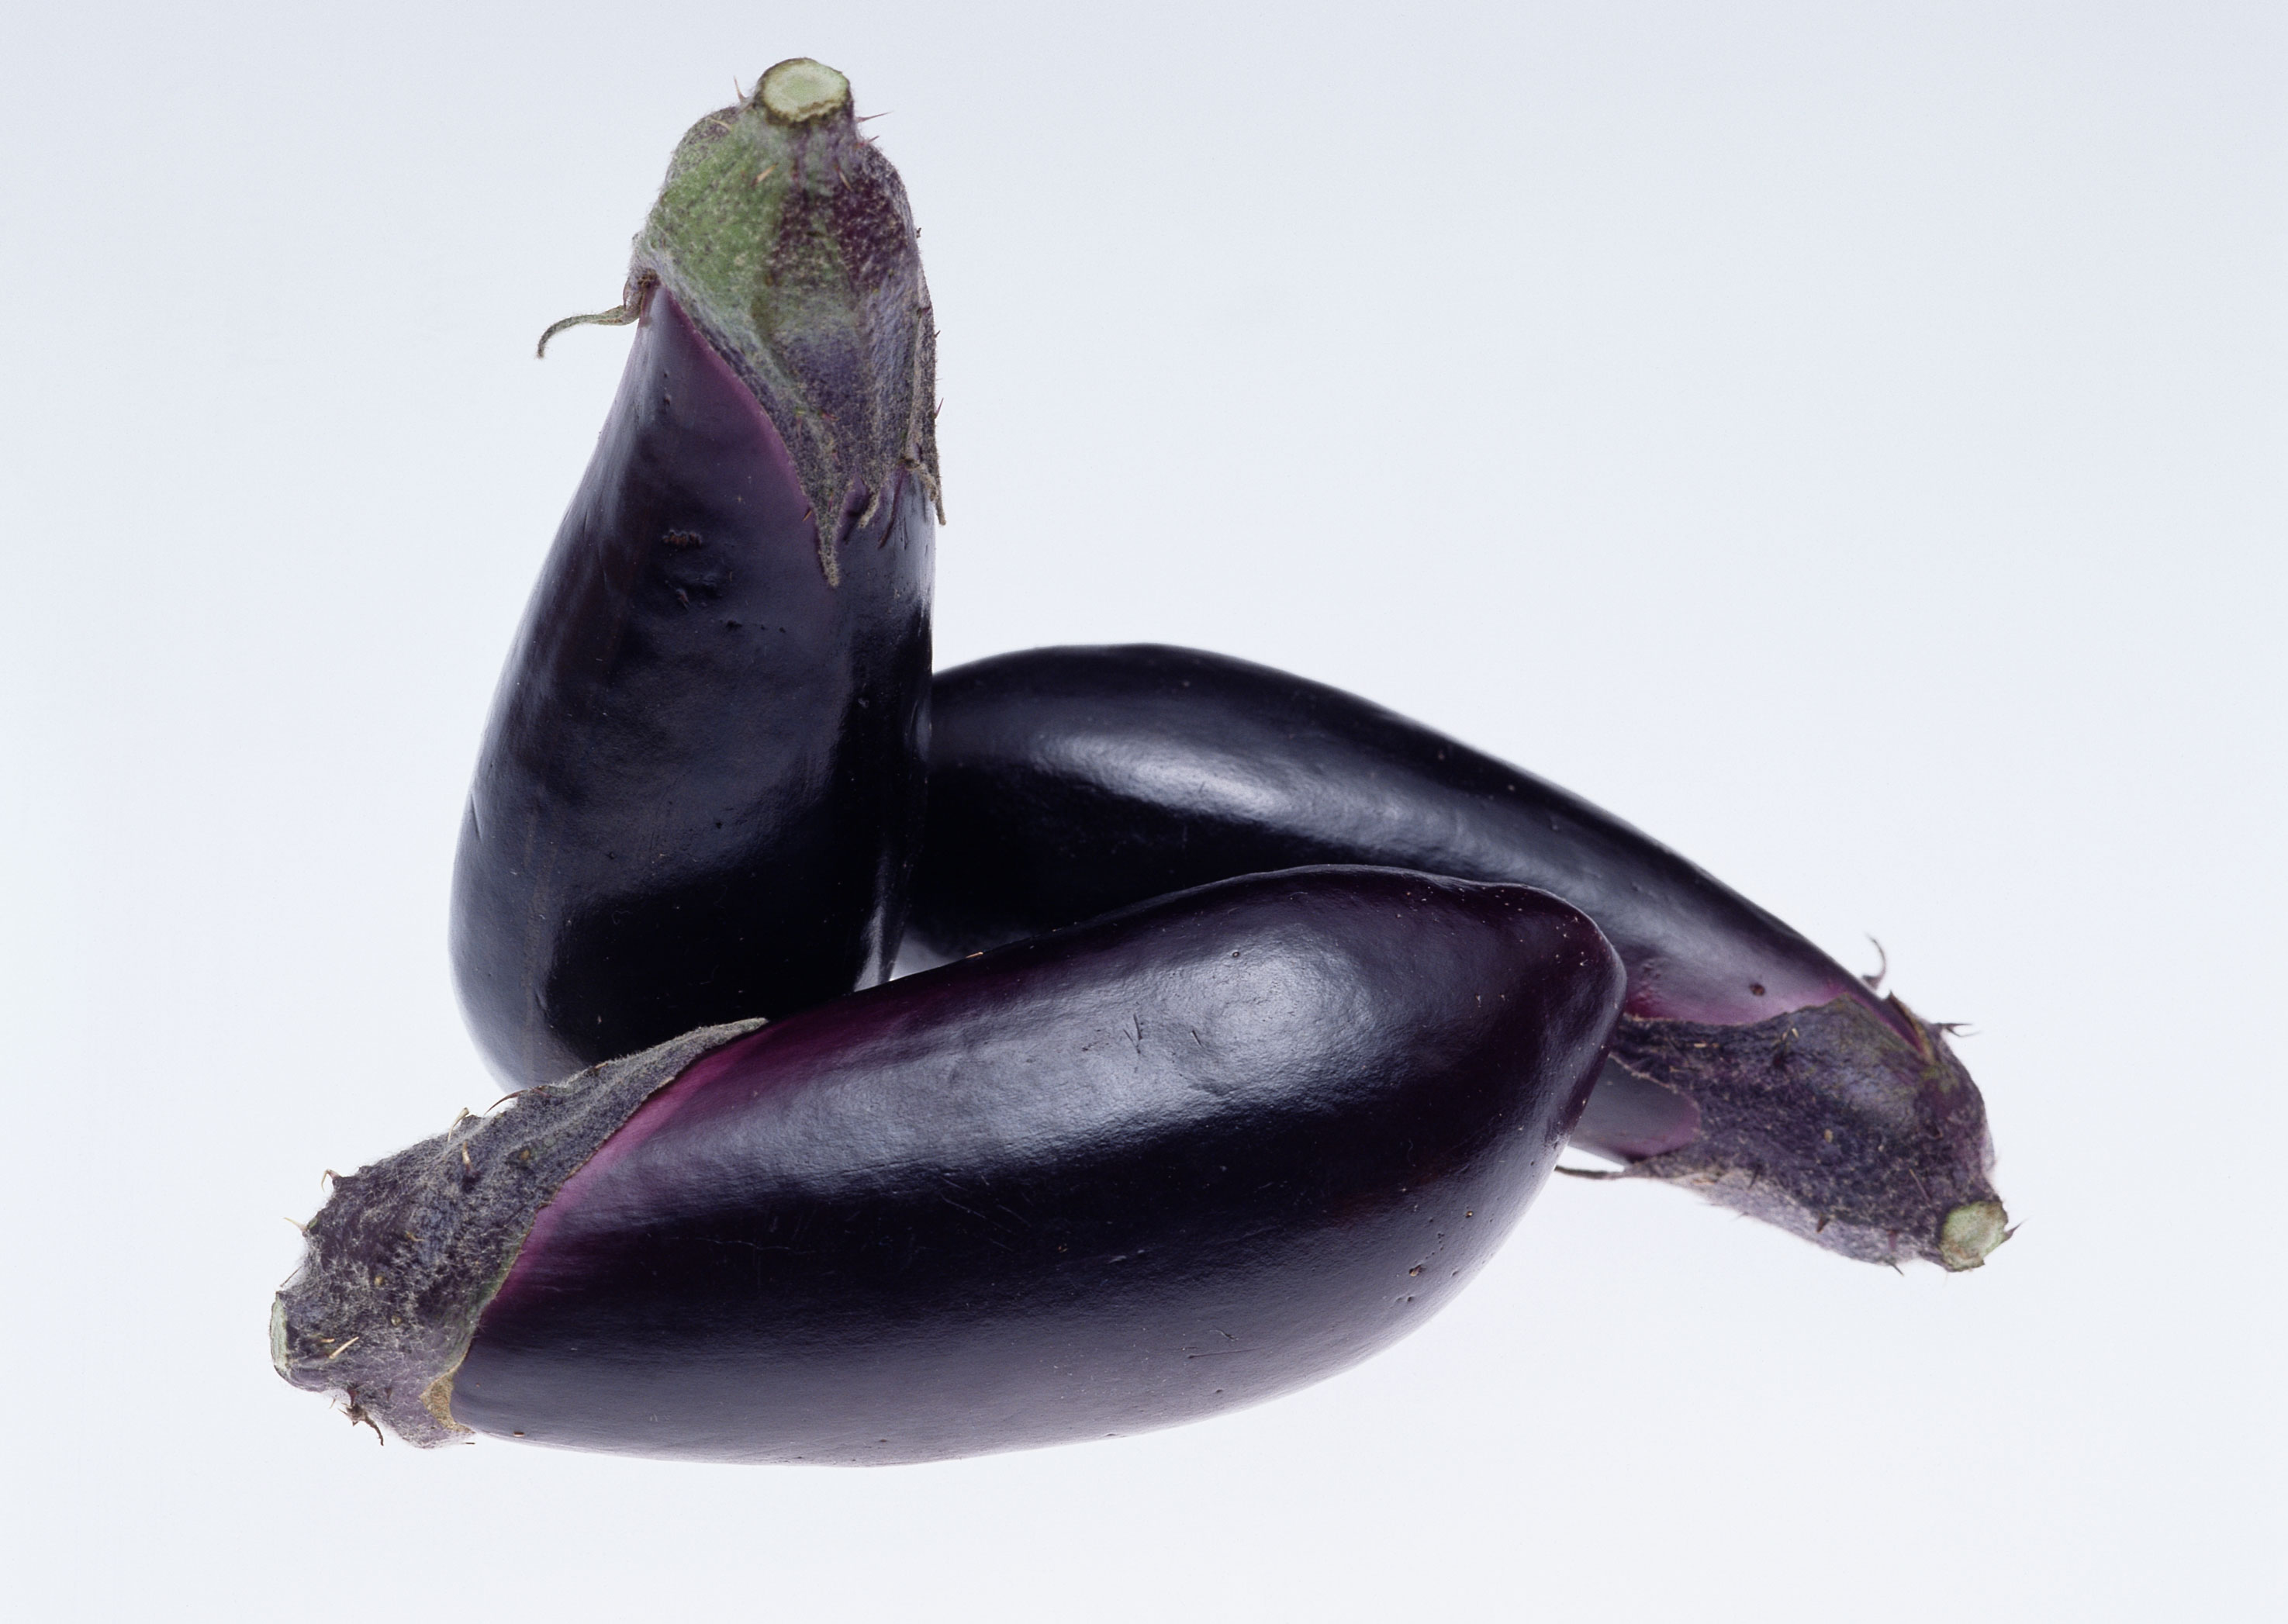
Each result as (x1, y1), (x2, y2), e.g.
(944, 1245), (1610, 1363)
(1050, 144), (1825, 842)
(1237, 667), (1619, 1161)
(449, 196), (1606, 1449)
(452, 59), (941, 1089)
(275, 867), (1624, 1462)
(906, 645), (2006, 1272)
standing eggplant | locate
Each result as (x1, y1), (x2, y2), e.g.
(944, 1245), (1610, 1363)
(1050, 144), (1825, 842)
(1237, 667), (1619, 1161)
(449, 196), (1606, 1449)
(453, 59), (941, 1088)
(907, 645), (2007, 1272)
(275, 867), (1625, 1462)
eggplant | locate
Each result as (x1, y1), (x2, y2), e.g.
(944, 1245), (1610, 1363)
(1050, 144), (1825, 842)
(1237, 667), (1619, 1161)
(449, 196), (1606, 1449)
(905, 645), (2007, 1272)
(452, 58), (941, 1089)
(273, 867), (1623, 1462)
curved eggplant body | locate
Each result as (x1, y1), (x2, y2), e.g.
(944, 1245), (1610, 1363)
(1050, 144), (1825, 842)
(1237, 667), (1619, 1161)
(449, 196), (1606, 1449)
(451, 290), (930, 1087)
(916, 648), (1865, 1025)
(908, 645), (2005, 1270)
(277, 869), (1623, 1461)
(453, 62), (939, 1089)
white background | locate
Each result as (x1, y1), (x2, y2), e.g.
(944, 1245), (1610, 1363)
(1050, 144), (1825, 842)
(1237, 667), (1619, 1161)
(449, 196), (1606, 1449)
(3, 3), (2280, 1618)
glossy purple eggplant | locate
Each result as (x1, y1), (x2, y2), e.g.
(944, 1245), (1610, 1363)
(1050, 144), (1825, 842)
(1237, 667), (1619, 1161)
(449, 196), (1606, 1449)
(452, 60), (940, 1089)
(906, 645), (2007, 1271)
(274, 867), (1623, 1461)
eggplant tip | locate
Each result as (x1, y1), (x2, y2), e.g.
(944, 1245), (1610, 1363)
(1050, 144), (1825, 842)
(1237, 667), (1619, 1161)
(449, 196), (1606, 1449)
(268, 1295), (289, 1377)
(757, 58), (850, 123)
(269, 1021), (765, 1448)
(1939, 1200), (2010, 1270)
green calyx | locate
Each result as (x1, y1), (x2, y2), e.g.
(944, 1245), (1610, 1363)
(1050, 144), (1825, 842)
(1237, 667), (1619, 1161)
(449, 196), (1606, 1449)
(545, 58), (942, 584)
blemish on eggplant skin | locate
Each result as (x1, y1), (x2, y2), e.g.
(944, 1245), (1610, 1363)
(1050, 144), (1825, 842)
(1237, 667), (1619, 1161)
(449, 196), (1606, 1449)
(1751, 983), (1766, 996)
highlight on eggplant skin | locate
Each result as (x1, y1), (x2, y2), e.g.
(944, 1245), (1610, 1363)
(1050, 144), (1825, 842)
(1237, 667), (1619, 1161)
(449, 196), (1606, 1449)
(274, 867), (1626, 1462)
(905, 644), (2006, 1272)
(451, 59), (938, 1090)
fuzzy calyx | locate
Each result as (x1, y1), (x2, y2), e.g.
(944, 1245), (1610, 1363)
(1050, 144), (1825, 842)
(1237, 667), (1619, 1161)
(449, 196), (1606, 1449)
(271, 1020), (765, 1447)
(1603, 997), (2006, 1270)
(623, 59), (941, 585)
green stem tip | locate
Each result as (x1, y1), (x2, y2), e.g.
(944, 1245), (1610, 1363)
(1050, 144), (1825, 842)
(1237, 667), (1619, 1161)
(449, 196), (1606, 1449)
(756, 59), (850, 124)
(1939, 1200), (2011, 1270)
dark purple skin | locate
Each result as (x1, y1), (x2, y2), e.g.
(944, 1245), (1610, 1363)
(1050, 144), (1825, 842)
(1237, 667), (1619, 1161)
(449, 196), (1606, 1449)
(905, 645), (2006, 1270)
(450, 289), (931, 1088)
(274, 868), (1623, 1460)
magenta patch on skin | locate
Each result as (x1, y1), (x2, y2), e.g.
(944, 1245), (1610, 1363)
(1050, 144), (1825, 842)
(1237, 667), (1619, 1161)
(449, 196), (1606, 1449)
(1571, 1065), (1702, 1159)
(488, 1024), (783, 1308)
(645, 290), (812, 523)
(1624, 963), (1855, 1026)
(486, 973), (970, 1310)
(1621, 948), (1903, 1040)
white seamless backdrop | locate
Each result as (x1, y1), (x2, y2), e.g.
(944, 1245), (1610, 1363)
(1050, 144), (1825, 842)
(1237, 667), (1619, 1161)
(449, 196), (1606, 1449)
(2, 3), (2280, 1619)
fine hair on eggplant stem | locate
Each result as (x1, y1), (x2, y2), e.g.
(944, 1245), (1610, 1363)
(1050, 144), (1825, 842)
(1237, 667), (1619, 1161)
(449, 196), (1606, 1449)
(535, 272), (659, 359)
